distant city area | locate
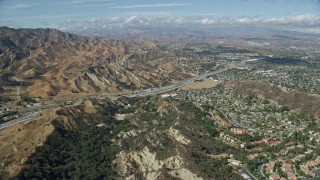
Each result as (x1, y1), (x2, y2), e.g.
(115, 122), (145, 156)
(1, 20), (320, 179)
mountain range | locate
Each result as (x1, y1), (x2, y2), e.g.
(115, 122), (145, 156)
(0, 27), (186, 98)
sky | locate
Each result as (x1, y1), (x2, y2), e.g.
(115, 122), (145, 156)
(0, 0), (320, 31)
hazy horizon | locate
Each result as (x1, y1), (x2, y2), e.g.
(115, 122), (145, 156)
(1, 0), (320, 34)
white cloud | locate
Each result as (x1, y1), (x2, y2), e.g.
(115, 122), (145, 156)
(120, 11), (171, 17)
(110, 17), (121, 21)
(266, 14), (320, 26)
(203, 14), (320, 26)
(201, 18), (215, 25)
(174, 17), (185, 24)
(234, 16), (261, 24)
(60, 13), (320, 30)
(48, 24), (61, 29)
(126, 16), (139, 23)
(292, 27), (320, 34)
(112, 3), (192, 9)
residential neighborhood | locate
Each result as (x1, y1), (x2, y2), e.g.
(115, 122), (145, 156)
(173, 82), (320, 180)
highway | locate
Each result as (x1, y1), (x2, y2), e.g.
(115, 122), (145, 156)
(0, 111), (42, 130)
(0, 64), (236, 130)
(125, 65), (234, 98)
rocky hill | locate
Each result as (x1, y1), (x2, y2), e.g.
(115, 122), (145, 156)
(0, 27), (186, 98)
(0, 97), (242, 179)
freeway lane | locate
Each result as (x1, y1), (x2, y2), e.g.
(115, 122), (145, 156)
(0, 111), (42, 130)
(125, 66), (233, 98)
(0, 64), (235, 130)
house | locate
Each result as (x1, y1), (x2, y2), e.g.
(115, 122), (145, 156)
(211, 109), (217, 114)
(266, 161), (276, 173)
(240, 143), (247, 148)
(305, 150), (313, 154)
(269, 173), (280, 180)
(214, 115), (231, 126)
(254, 137), (272, 145)
(228, 159), (242, 166)
(161, 94), (178, 99)
(220, 132), (244, 148)
(65, 101), (73, 105)
(287, 172), (297, 180)
(263, 137), (272, 143)
(269, 141), (281, 147)
(282, 163), (292, 172)
(231, 128), (247, 134)
(300, 157), (320, 177)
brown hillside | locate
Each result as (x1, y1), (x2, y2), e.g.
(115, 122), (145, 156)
(0, 27), (185, 98)
(226, 81), (320, 120)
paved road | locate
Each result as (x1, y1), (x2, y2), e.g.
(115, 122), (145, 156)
(125, 66), (234, 98)
(0, 64), (236, 130)
(240, 168), (258, 180)
(0, 111), (42, 130)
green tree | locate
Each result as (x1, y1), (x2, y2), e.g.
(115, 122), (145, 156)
(0, 72), (14, 81)
(315, 146), (320, 156)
